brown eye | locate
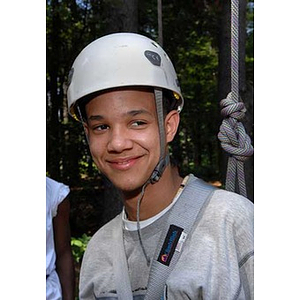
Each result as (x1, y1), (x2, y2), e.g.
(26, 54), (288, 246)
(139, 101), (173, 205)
(94, 124), (109, 131)
(131, 121), (147, 128)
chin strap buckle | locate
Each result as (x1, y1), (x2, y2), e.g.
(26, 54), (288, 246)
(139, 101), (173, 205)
(150, 155), (170, 184)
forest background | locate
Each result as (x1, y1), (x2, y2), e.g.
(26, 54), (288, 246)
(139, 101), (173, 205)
(46, 0), (254, 276)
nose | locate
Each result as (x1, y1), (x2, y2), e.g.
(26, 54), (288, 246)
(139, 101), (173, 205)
(107, 127), (133, 153)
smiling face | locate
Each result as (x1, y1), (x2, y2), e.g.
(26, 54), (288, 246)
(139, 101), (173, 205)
(84, 88), (162, 192)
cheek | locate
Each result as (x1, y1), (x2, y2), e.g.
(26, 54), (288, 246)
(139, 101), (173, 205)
(137, 130), (159, 151)
(88, 136), (105, 160)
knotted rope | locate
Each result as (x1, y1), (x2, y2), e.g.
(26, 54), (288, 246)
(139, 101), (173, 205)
(218, 92), (253, 197)
(217, 0), (253, 198)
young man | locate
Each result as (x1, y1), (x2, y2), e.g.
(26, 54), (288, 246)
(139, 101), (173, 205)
(67, 33), (254, 300)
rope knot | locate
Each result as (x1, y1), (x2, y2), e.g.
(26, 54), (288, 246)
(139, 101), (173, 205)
(218, 92), (254, 197)
(218, 92), (253, 160)
(220, 92), (246, 120)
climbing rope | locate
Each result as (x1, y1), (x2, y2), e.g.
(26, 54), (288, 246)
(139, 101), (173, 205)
(218, 0), (254, 198)
(218, 93), (253, 197)
(231, 0), (239, 104)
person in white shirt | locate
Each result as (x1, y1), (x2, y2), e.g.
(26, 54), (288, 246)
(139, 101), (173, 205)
(46, 177), (75, 300)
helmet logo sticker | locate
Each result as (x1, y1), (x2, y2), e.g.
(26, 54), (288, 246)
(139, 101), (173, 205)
(144, 50), (161, 66)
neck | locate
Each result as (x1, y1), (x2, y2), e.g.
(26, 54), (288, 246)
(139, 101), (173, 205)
(123, 164), (183, 221)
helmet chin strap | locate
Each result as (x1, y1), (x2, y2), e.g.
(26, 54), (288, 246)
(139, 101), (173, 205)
(149, 88), (169, 184)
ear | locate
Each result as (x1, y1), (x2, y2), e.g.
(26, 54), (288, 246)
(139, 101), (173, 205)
(165, 110), (180, 143)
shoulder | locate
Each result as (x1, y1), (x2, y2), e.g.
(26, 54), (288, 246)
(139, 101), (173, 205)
(188, 174), (253, 221)
(46, 177), (70, 217)
(85, 213), (122, 253)
(80, 213), (122, 278)
(203, 188), (254, 242)
(209, 189), (253, 218)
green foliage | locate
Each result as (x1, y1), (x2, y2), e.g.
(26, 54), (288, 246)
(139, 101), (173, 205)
(71, 234), (91, 263)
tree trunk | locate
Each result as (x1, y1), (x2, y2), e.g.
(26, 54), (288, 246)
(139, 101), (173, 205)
(47, 0), (63, 180)
(104, 0), (138, 34)
(157, 0), (163, 45)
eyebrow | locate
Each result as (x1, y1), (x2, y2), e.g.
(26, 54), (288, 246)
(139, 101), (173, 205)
(127, 109), (152, 117)
(88, 109), (152, 121)
(88, 115), (104, 121)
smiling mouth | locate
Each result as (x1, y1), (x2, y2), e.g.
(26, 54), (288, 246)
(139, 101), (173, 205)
(108, 156), (142, 170)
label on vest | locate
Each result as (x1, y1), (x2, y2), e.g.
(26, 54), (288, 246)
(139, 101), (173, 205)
(157, 225), (183, 266)
(175, 231), (187, 253)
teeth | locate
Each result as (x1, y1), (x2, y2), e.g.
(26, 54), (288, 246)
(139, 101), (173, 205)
(117, 160), (130, 165)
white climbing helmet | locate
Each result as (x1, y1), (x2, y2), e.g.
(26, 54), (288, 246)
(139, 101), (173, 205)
(67, 32), (184, 119)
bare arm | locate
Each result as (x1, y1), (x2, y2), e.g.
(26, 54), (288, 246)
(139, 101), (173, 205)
(53, 196), (75, 300)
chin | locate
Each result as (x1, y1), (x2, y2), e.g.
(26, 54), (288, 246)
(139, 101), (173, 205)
(114, 180), (143, 194)
(109, 173), (150, 194)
